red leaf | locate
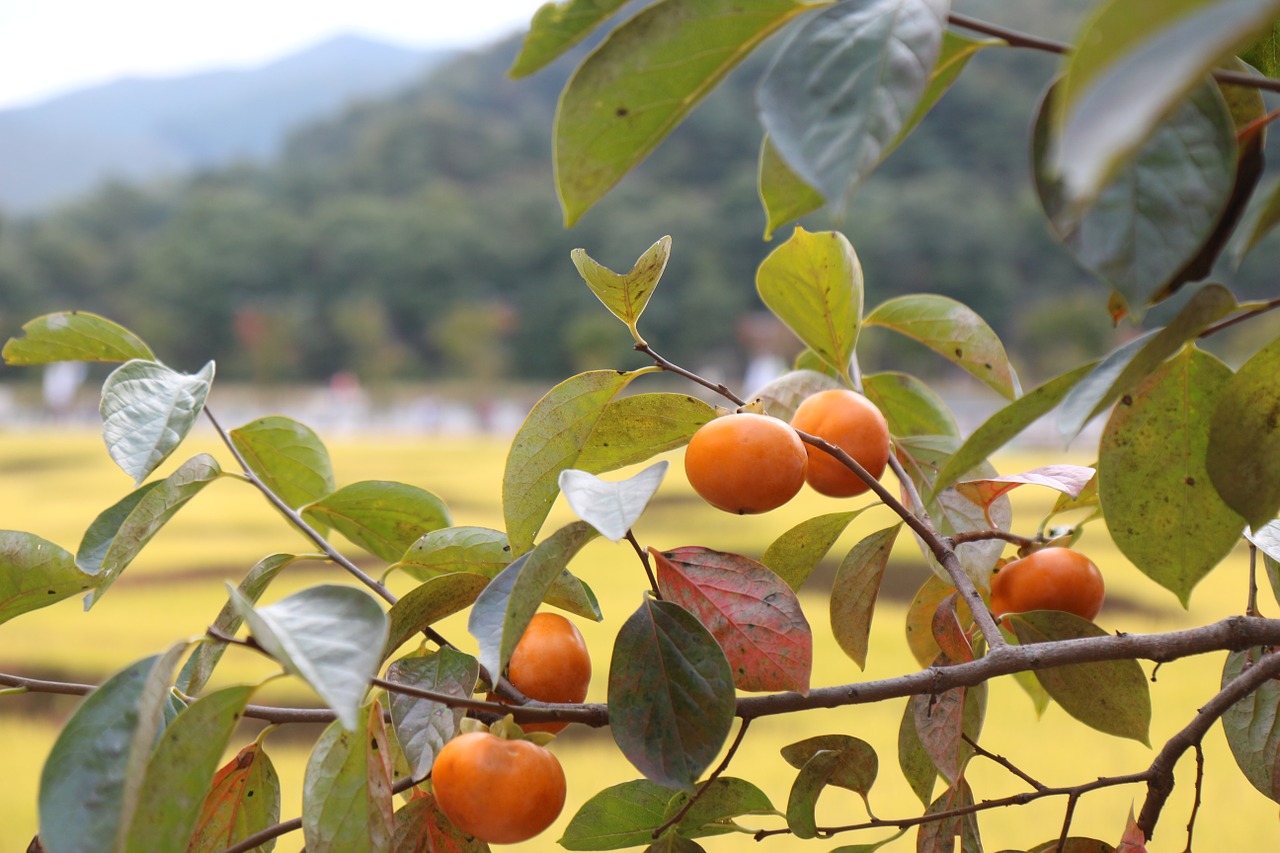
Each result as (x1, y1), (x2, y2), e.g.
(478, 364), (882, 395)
(930, 593), (974, 664)
(1116, 808), (1147, 852)
(652, 546), (813, 694)
(187, 742), (280, 852)
(954, 464), (1095, 523)
(392, 793), (490, 852)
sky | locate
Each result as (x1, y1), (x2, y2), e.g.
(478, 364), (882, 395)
(0, 0), (551, 110)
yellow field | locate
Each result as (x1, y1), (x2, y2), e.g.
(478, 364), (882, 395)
(1, 426), (1276, 851)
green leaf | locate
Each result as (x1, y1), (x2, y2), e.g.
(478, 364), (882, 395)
(392, 526), (512, 582)
(572, 236), (670, 343)
(864, 294), (1019, 399)
(887, 31), (1002, 154)
(1035, 80), (1237, 314)
(782, 737), (879, 836)
(608, 598), (736, 791)
(383, 573), (490, 659)
(1009, 611), (1152, 744)
(1241, 22), (1280, 75)
(559, 779), (676, 851)
(559, 462), (669, 541)
(1099, 346), (1244, 605)
(302, 700), (395, 853)
(230, 584), (388, 730)
(759, 136), (826, 241)
(386, 649), (479, 780)
(665, 777), (773, 839)
(934, 362), (1096, 498)
(1238, 175), (1280, 258)
(2, 311), (154, 365)
(575, 393), (716, 474)
(124, 685), (256, 853)
(304, 481), (451, 564)
(78, 454), (223, 608)
(555, 0), (812, 225)
(761, 509), (865, 591)
(1057, 283), (1238, 440)
(176, 553), (297, 695)
(757, 227), (863, 380)
(653, 547), (813, 694)
(830, 525), (900, 669)
(1221, 648), (1280, 803)
(897, 694), (936, 806)
(38, 644), (187, 853)
(186, 742), (281, 853)
(904, 574), (953, 669)
(503, 369), (646, 556)
(230, 416), (336, 523)
(1050, 0), (1280, 204)
(100, 359), (215, 485)
(0, 530), (96, 626)
(509, 0), (630, 77)
(468, 521), (599, 681)
(862, 371), (959, 439)
(759, 0), (950, 208)
(1208, 334), (1280, 529)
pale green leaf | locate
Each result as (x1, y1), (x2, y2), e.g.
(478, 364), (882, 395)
(762, 509), (865, 591)
(100, 359), (215, 485)
(559, 462), (668, 541)
(0, 531), (96, 626)
(509, 0), (630, 77)
(1208, 333), (1280, 529)
(571, 236), (670, 341)
(759, 135), (825, 241)
(575, 393), (715, 475)
(2, 311), (154, 365)
(302, 701), (395, 853)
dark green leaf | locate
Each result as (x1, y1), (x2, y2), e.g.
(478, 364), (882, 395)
(509, 0), (629, 77)
(1208, 333), (1280, 529)
(124, 685), (255, 853)
(177, 553), (296, 695)
(386, 649), (479, 780)
(1010, 611), (1151, 744)
(1049, 0), (1280, 203)
(897, 695), (936, 806)
(865, 295), (1019, 400)
(0, 531), (95, 626)
(830, 525), (900, 669)
(469, 521), (599, 681)
(762, 509), (864, 591)
(1100, 346), (1244, 605)
(78, 454), (223, 608)
(757, 227), (863, 381)
(781, 734), (878, 797)
(305, 481), (450, 564)
(1221, 648), (1280, 802)
(1035, 80), (1236, 314)
(887, 31), (1002, 154)
(230, 584), (388, 730)
(559, 779), (676, 851)
(608, 598), (735, 791)
(2, 311), (154, 365)
(555, 0), (811, 224)
(759, 0), (950, 208)
(302, 701), (395, 853)
(38, 645), (187, 853)
(503, 369), (644, 556)
(100, 360), (215, 485)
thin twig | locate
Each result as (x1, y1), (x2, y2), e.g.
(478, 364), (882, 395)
(1184, 744), (1204, 853)
(1199, 298), (1280, 340)
(652, 719), (753, 839)
(634, 343), (747, 406)
(950, 529), (1040, 549)
(962, 734), (1045, 791)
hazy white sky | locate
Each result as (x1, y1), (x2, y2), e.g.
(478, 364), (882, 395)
(0, 1), (551, 110)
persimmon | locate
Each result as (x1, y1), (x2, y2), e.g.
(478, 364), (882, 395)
(503, 611), (591, 734)
(789, 389), (891, 497)
(989, 547), (1105, 621)
(684, 412), (807, 514)
(431, 730), (566, 844)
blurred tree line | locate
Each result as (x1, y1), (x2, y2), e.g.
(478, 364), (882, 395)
(2, 2), (1277, 389)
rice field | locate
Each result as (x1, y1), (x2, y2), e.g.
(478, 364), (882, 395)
(1, 425), (1276, 851)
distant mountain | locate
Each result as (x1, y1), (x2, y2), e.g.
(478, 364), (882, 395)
(0, 34), (454, 212)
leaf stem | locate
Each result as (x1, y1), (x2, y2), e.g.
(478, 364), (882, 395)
(651, 718), (752, 839)
(626, 531), (662, 599)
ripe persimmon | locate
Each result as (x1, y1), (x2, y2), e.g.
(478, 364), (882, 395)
(789, 389), (891, 497)
(684, 412), (807, 514)
(431, 731), (566, 844)
(989, 547), (1105, 621)
(503, 612), (591, 734)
